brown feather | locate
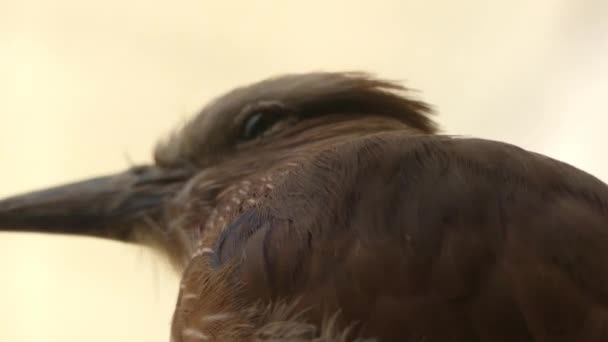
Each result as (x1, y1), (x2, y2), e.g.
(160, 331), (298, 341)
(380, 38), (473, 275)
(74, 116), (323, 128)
(1, 72), (607, 341)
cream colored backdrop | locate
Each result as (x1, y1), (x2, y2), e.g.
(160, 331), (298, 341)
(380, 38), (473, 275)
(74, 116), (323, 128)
(0, 1), (606, 341)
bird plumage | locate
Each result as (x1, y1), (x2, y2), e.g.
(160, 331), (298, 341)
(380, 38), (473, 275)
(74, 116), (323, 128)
(1, 72), (607, 341)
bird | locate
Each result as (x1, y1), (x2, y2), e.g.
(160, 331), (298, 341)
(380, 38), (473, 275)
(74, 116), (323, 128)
(1, 72), (607, 342)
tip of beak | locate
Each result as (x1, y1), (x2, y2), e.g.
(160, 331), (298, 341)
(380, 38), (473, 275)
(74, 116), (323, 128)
(0, 166), (191, 239)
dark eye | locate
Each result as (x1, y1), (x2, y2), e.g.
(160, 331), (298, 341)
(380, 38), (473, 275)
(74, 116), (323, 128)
(240, 112), (282, 141)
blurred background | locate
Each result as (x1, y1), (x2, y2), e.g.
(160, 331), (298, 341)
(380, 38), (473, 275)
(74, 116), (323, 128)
(0, 1), (606, 341)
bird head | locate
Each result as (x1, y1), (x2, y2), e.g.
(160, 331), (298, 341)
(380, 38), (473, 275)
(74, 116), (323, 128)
(0, 72), (436, 268)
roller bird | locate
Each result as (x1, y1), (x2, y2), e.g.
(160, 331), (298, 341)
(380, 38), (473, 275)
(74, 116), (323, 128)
(1, 72), (607, 342)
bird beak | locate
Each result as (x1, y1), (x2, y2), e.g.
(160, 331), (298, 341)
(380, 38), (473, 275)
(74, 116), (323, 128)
(0, 165), (192, 240)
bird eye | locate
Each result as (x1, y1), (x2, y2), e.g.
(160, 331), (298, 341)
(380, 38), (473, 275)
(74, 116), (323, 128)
(240, 111), (283, 141)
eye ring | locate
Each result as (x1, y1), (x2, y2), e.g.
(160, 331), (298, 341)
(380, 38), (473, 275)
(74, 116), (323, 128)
(240, 111), (283, 141)
(241, 112), (281, 140)
(238, 101), (292, 141)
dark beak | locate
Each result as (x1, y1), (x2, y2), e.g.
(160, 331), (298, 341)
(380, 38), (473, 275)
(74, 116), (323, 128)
(0, 165), (192, 240)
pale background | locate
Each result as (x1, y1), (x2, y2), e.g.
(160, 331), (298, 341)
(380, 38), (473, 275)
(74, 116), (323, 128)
(0, 1), (607, 341)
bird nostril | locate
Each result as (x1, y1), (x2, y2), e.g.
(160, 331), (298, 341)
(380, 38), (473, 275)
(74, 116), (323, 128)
(130, 166), (194, 187)
(130, 165), (150, 175)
